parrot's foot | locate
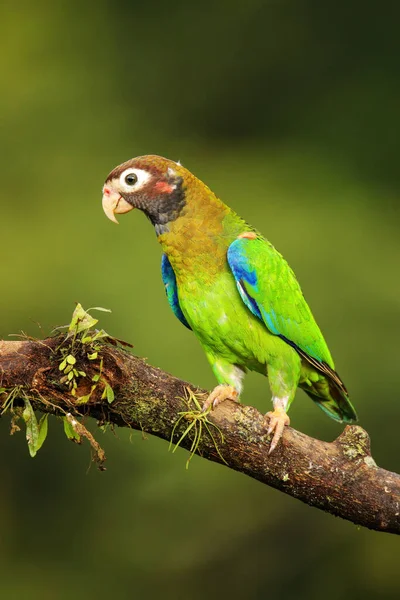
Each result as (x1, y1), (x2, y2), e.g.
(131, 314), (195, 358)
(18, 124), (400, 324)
(265, 407), (290, 454)
(202, 385), (239, 412)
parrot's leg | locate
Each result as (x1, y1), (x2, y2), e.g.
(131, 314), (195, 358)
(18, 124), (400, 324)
(266, 402), (291, 454)
(202, 356), (245, 411)
(266, 350), (301, 454)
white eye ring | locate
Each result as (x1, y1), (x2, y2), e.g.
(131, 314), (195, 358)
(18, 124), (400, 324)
(119, 168), (151, 193)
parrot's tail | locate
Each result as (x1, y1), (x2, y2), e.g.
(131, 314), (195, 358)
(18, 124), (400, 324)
(300, 360), (358, 423)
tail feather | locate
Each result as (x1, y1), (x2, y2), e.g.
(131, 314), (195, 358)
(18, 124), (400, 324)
(298, 351), (357, 423)
(305, 380), (357, 423)
(280, 335), (357, 423)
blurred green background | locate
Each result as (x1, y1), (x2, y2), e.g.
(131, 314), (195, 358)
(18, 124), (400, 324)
(1, 1), (399, 598)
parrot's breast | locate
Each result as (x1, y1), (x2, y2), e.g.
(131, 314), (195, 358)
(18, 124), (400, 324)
(176, 269), (278, 370)
(157, 199), (284, 369)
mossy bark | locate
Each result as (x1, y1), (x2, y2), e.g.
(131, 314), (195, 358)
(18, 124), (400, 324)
(0, 337), (399, 535)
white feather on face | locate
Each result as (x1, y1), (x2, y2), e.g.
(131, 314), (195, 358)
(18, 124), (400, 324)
(117, 167), (152, 194)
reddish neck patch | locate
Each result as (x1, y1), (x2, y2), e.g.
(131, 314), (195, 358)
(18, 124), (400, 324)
(154, 181), (175, 194)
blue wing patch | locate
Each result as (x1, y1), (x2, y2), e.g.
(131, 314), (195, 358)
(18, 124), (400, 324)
(227, 241), (262, 320)
(228, 239), (320, 357)
(161, 254), (192, 330)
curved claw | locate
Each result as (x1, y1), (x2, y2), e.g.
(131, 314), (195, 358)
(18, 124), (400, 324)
(265, 408), (290, 454)
(202, 385), (239, 412)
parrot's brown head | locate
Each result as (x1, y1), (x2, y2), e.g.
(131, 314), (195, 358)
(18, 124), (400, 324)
(102, 155), (191, 233)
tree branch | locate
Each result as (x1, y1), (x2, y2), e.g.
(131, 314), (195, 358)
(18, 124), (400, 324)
(0, 336), (399, 535)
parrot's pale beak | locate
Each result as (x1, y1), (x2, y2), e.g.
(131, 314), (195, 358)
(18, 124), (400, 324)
(102, 187), (134, 224)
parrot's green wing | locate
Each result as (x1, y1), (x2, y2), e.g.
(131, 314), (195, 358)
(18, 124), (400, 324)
(227, 237), (357, 422)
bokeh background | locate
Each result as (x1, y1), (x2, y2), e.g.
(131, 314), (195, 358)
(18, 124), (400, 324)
(1, 1), (399, 598)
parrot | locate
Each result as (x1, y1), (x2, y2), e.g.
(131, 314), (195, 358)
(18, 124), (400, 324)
(102, 155), (357, 453)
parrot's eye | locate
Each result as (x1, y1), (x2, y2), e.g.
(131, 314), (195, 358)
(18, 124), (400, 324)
(125, 173), (138, 186)
(119, 167), (151, 192)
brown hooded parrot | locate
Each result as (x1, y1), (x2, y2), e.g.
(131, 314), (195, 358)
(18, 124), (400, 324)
(102, 155), (357, 453)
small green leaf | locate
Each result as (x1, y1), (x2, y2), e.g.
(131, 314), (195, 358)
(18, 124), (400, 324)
(106, 384), (114, 404)
(22, 398), (39, 458)
(92, 373), (100, 382)
(91, 330), (109, 342)
(36, 414), (49, 451)
(101, 383), (115, 404)
(87, 352), (98, 360)
(78, 371), (86, 377)
(64, 364), (73, 374)
(68, 303), (99, 335)
(63, 416), (81, 442)
(67, 371), (74, 381)
(81, 337), (92, 344)
(76, 394), (90, 404)
(59, 359), (67, 371)
(66, 355), (76, 365)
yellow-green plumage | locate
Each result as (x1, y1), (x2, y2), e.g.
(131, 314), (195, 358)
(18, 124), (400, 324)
(103, 155), (357, 434)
